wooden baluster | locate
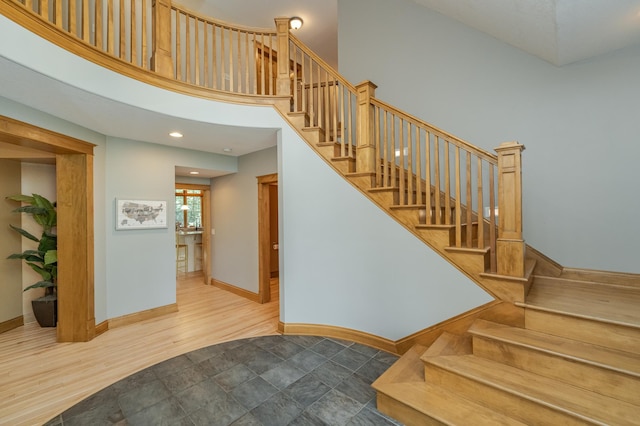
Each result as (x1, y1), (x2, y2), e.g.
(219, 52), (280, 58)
(374, 106), (381, 187)
(477, 157), (484, 249)
(355, 81), (377, 175)
(130, 0), (137, 65)
(69, 0), (77, 35)
(251, 33), (257, 94)
(82, 0), (89, 42)
(444, 140), (451, 225)
(390, 116), (396, 188)
(381, 110), (388, 186)
(465, 151), (472, 248)
(309, 58), (315, 126)
(338, 84), (345, 155)
(331, 82), (338, 143)
(424, 132), (432, 224)
(347, 91), (353, 156)
(40, 0), (48, 19)
(203, 22), (209, 86)
(227, 28), (233, 91)
(301, 52), (307, 113)
(185, 15), (191, 83)
(141, 0), (147, 68)
(236, 30), (242, 92)
(150, 0), (172, 77)
(119, 0), (125, 59)
(495, 142), (526, 277)
(407, 122), (413, 205)
(319, 69), (325, 132)
(244, 31), (249, 93)
(454, 145), (462, 246)
(220, 26), (225, 89)
(194, 18), (200, 85)
(175, 12), (181, 80)
(415, 126), (422, 205)
(25, 0), (32, 13)
(399, 119), (405, 204)
(266, 33), (272, 95)
(212, 25), (217, 89)
(55, 0), (62, 28)
(106, 0), (113, 53)
(433, 136), (441, 224)
(95, 0), (102, 49)
(489, 163), (497, 272)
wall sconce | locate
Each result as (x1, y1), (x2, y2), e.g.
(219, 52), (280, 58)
(289, 17), (303, 30)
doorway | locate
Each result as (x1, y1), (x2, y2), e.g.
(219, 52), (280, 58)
(257, 173), (278, 303)
(175, 183), (211, 285)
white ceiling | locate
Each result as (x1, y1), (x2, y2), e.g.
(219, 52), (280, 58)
(2, 0), (640, 177)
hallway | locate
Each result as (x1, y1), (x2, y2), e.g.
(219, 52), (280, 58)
(0, 274), (279, 425)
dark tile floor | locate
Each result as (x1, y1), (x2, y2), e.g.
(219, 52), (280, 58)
(45, 335), (403, 425)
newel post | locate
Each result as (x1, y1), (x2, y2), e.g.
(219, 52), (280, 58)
(356, 81), (378, 174)
(274, 17), (292, 97)
(495, 142), (526, 277)
(151, 0), (174, 78)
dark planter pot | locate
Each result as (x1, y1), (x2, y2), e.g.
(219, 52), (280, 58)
(32, 294), (57, 327)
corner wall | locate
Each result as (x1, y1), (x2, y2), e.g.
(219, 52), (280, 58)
(0, 159), (22, 325)
(338, 0), (640, 273)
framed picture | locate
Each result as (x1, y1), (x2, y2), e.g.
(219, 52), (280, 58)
(116, 199), (168, 230)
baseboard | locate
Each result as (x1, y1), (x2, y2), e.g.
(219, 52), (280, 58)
(394, 300), (524, 354)
(0, 315), (24, 334)
(95, 320), (109, 337)
(108, 303), (179, 329)
(211, 279), (261, 303)
(277, 321), (285, 334)
(281, 322), (398, 354)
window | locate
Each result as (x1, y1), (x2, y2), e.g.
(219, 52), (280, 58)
(175, 188), (203, 228)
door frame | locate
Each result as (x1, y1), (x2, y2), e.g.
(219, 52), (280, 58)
(174, 183), (211, 284)
(257, 173), (278, 303)
(0, 115), (96, 342)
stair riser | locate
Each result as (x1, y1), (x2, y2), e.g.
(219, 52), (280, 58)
(443, 250), (490, 276)
(415, 228), (455, 249)
(389, 207), (423, 228)
(301, 128), (325, 144)
(332, 159), (356, 174)
(525, 309), (640, 354)
(368, 190), (399, 209)
(315, 144), (338, 159)
(424, 363), (588, 426)
(376, 393), (446, 426)
(472, 336), (640, 406)
(346, 174), (375, 191)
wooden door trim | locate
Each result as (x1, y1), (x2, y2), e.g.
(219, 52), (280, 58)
(0, 115), (95, 342)
(257, 173), (278, 304)
(174, 183), (211, 284)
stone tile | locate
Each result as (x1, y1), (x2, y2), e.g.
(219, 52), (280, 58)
(261, 361), (306, 389)
(306, 390), (363, 425)
(175, 378), (228, 414)
(288, 411), (328, 426)
(251, 335), (287, 350)
(310, 339), (348, 358)
(373, 351), (399, 367)
(335, 374), (376, 405)
(118, 379), (172, 418)
(230, 412), (263, 426)
(267, 340), (306, 360)
(225, 342), (264, 364)
(250, 392), (304, 426)
(214, 364), (257, 391)
(186, 344), (227, 364)
(198, 352), (240, 377)
(152, 354), (195, 378)
(60, 385), (119, 419)
(62, 398), (124, 426)
(332, 348), (373, 372)
(283, 335), (325, 348)
(355, 359), (390, 384)
(284, 375), (331, 408)
(349, 343), (382, 358)
(288, 349), (328, 373)
(110, 367), (158, 394)
(346, 407), (400, 426)
(189, 392), (247, 426)
(328, 337), (354, 347)
(230, 377), (279, 410)
(126, 396), (187, 426)
(161, 364), (209, 393)
(243, 348), (284, 375)
(311, 360), (353, 388)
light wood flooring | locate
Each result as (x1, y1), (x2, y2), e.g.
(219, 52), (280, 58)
(0, 274), (280, 426)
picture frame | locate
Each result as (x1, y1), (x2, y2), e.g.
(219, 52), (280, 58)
(115, 198), (168, 230)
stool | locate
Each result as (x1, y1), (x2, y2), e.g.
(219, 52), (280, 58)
(176, 233), (188, 276)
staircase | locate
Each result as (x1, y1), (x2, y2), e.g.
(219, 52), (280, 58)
(281, 100), (640, 425)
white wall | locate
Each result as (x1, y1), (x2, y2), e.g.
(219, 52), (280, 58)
(210, 146), (277, 292)
(338, 0), (640, 273)
(104, 137), (237, 318)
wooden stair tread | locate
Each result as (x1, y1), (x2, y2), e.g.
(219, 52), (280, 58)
(379, 381), (527, 426)
(374, 343), (526, 425)
(427, 354), (638, 425)
(469, 319), (640, 376)
(525, 278), (640, 327)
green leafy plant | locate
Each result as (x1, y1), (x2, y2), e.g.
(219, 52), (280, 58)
(6, 194), (57, 296)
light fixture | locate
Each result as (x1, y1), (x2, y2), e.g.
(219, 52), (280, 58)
(181, 205), (190, 211)
(169, 131), (183, 138)
(289, 16), (303, 30)
(223, 148), (232, 153)
(189, 171), (200, 175)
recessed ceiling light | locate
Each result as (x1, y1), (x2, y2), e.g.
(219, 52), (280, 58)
(169, 131), (183, 138)
(189, 171), (200, 175)
(223, 148), (232, 153)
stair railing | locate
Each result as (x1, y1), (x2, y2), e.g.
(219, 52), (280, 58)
(3, 0), (526, 278)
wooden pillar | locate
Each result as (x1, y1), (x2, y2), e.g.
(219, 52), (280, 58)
(355, 80), (377, 174)
(274, 17), (291, 97)
(56, 153), (95, 342)
(151, 0), (173, 77)
(495, 142), (526, 277)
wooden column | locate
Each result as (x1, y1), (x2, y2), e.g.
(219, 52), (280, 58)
(495, 142), (526, 277)
(151, 0), (173, 77)
(274, 17), (291, 97)
(56, 153), (95, 342)
(356, 80), (377, 174)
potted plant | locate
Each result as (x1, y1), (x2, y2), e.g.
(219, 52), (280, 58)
(6, 193), (58, 327)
